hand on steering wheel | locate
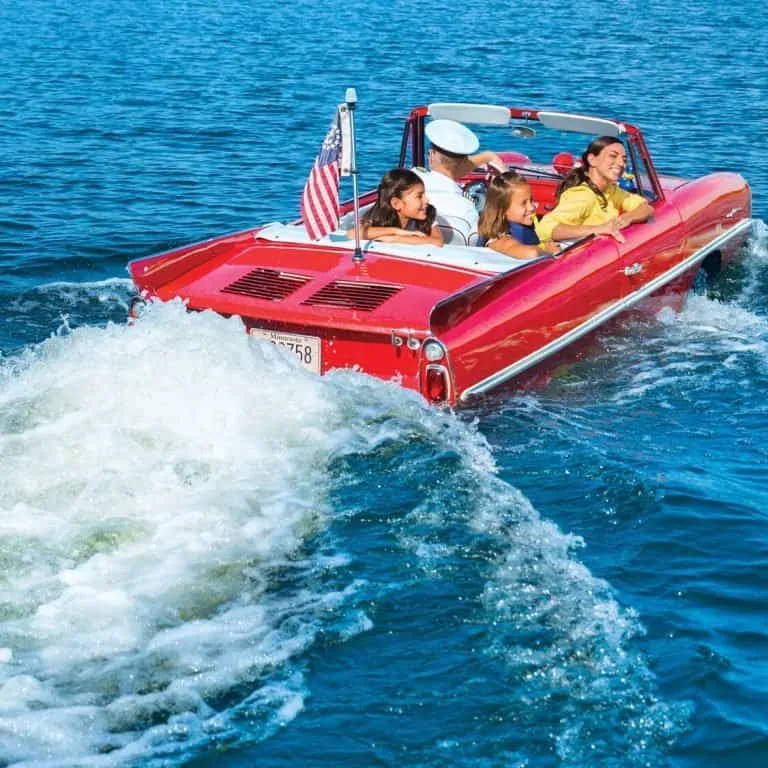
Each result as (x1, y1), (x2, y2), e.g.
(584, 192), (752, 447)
(483, 159), (507, 187)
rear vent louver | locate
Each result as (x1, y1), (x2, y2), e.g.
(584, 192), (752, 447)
(221, 268), (311, 301)
(302, 281), (401, 312)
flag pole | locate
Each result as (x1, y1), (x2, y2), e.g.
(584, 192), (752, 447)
(345, 87), (363, 262)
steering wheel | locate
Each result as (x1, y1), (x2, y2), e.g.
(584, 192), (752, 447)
(484, 161), (504, 183)
(462, 179), (487, 212)
(461, 162), (504, 212)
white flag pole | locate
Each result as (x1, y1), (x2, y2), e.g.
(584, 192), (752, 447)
(342, 88), (363, 262)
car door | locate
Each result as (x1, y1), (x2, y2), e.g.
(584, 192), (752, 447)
(618, 200), (685, 313)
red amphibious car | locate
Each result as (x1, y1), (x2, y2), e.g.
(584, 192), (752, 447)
(128, 103), (752, 405)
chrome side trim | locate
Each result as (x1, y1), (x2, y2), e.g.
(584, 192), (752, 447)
(461, 218), (753, 400)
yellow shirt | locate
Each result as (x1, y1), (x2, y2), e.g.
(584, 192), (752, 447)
(536, 183), (647, 242)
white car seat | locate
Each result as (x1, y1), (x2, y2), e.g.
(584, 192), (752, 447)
(436, 214), (475, 246)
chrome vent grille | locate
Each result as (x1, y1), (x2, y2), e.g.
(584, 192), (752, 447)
(221, 268), (311, 301)
(302, 281), (401, 312)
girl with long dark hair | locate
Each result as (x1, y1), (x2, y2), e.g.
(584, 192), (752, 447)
(347, 168), (443, 246)
(537, 136), (653, 243)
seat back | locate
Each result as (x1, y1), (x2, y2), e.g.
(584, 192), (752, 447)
(466, 231), (482, 247)
(436, 214), (474, 246)
(528, 179), (559, 213)
(437, 224), (467, 246)
(337, 202), (376, 230)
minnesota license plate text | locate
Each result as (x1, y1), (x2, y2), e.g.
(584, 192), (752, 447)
(249, 328), (321, 374)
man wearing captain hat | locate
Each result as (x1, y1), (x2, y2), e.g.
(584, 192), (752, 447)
(413, 119), (508, 245)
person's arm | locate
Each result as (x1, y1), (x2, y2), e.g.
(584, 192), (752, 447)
(375, 229), (443, 247)
(355, 224), (443, 247)
(549, 199), (653, 243)
(468, 150), (509, 173)
(346, 225), (412, 240)
(550, 219), (624, 242)
(424, 223), (444, 247)
(605, 188), (654, 233)
(537, 186), (649, 243)
(615, 200), (654, 228)
(486, 236), (560, 259)
(449, 151), (509, 178)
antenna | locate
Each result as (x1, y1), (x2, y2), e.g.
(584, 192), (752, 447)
(344, 88), (363, 262)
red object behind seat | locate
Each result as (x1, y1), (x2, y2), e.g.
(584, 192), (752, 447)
(528, 179), (559, 212)
(552, 152), (576, 176)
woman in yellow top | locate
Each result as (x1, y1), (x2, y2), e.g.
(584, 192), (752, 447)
(536, 136), (654, 244)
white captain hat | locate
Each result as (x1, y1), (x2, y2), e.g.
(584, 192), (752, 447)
(425, 119), (479, 156)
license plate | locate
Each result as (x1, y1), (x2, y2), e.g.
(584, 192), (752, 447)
(249, 328), (321, 374)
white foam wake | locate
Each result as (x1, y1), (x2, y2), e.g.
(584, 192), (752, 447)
(0, 300), (361, 765)
(0, 296), (679, 766)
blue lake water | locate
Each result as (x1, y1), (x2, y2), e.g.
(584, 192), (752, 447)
(1, 0), (767, 765)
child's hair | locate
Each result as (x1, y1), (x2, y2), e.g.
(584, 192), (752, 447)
(555, 135), (624, 209)
(363, 168), (435, 235)
(478, 171), (530, 241)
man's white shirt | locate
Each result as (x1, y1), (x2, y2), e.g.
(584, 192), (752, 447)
(413, 168), (478, 245)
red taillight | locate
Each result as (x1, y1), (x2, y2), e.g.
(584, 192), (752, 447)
(425, 365), (449, 403)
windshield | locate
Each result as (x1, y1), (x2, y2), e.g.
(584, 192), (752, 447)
(401, 108), (658, 201)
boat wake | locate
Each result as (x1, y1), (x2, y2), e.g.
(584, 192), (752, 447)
(509, 220), (768, 410)
(0, 301), (351, 765)
(614, 220), (768, 407)
(0, 297), (687, 765)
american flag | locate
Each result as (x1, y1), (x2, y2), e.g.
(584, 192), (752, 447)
(301, 110), (343, 240)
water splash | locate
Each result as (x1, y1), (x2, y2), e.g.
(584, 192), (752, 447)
(0, 298), (683, 766)
(0, 301), (356, 765)
(737, 218), (768, 310)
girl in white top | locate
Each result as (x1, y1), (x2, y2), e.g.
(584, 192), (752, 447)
(347, 168), (443, 247)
